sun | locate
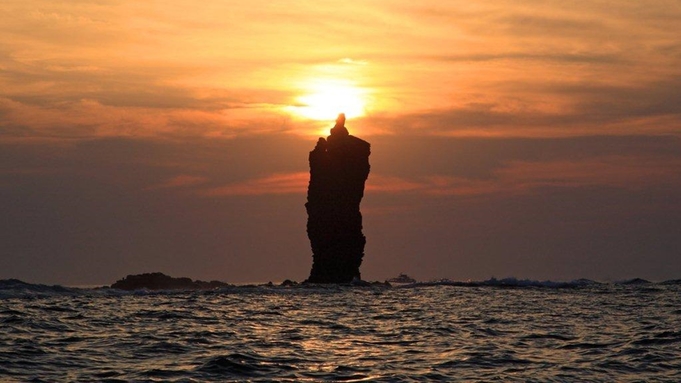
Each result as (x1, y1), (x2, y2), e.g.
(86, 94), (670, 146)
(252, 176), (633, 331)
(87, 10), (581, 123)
(290, 79), (367, 121)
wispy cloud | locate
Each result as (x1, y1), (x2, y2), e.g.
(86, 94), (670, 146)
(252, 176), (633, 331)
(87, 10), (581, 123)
(202, 172), (309, 196)
(366, 155), (681, 197)
(193, 149), (681, 199)
(144, 175), (208, 191)
(2, 0), (680, 140)
(360, 74), (681, 137)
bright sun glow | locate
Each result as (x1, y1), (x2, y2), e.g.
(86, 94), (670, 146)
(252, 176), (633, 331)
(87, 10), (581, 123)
(290, 80), (367, 121)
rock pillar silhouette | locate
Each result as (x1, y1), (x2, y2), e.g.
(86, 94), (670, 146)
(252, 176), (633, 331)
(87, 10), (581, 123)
(305, 114), (371, 283)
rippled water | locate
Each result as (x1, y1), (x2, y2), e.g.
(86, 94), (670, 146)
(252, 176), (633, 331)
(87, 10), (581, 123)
(1, 281), (680, 382)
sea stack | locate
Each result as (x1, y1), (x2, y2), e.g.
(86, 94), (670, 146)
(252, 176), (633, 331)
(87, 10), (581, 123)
(305, 114), (371, 283)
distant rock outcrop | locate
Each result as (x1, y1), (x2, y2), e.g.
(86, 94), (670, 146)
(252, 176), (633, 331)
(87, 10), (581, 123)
(110, 272), (230, 291)
(618, 278), (651, 285)
(305, 114), (371, 283)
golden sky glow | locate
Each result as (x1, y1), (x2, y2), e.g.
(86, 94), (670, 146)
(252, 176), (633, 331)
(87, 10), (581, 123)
(1, 0), (681, 284)
(3, 0), (680, 138)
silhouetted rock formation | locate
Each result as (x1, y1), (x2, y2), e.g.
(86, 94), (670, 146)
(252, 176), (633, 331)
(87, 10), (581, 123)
(110, 272), (230, 291)
(305, 114), (371, 283)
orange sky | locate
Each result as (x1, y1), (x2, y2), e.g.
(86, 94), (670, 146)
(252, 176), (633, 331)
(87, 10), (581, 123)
(1, 1), (680, 284)
(4, 0), (680, 138)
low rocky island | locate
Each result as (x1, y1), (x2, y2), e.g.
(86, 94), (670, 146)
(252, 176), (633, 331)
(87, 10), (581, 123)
(110, 272), (231, 291)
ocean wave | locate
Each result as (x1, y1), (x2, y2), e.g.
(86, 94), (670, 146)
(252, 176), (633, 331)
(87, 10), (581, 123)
(1, 279), (680, 382)
(196, 352), (298, 378)
(0, 279), (81, 298)
(406, 277), (603, 288)
(1, 276), (680, 298)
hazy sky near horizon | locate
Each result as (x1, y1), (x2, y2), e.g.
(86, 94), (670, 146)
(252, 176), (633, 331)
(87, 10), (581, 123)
(2, 0), (681, 285)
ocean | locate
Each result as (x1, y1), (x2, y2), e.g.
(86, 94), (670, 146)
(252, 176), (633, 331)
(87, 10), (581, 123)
(1, 279), (680, 382)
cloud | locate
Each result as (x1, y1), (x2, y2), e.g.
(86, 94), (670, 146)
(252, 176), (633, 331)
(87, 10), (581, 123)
(358, 74), (681, 137)
(0, 96), (300, 140)
(421, 52), (624, 65)
(369, 134), (681, 181)
(144, 175), (208, 191)
(1, 131), (679, 284)
(365, 174), (424, 193)
(202, 172), (309, 196)
(3, 0), (681, 142)
(363, 134), (681, 197)
(422, 156), (681, 196)
(192, 146), (681, 199)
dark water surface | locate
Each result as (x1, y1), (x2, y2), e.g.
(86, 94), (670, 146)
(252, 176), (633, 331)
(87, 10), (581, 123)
(1, 281), (680, 382)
